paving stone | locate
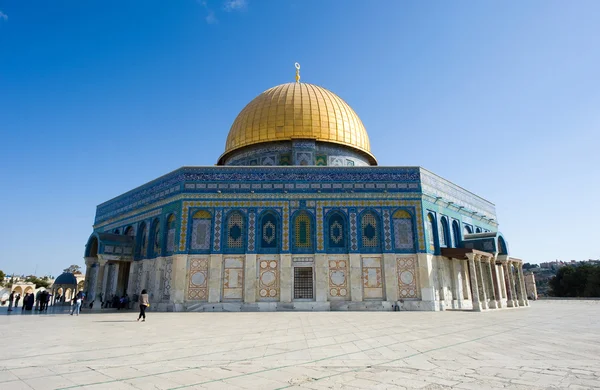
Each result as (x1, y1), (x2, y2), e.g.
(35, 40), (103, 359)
(1, 301), (599, 389)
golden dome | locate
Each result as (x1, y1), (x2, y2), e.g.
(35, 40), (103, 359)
(218, 82), (376, 165)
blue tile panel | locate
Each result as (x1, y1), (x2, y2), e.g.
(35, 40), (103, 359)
(90, 166), (501, 257)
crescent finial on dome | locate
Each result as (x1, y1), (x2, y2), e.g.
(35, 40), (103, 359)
(295, 62), (301, 83)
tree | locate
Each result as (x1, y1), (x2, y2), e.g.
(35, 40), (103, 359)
(0, 270), (5, 287)
(550, 264), (600, 298)
(63, 265), (82, 275)
(24, 276), (51, 289)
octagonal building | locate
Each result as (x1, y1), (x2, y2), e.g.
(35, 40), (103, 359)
(84, 74), (529, 312)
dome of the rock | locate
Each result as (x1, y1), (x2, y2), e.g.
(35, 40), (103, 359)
(217, 82), (377, 166)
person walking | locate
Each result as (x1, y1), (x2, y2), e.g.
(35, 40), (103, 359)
(15, 294), (21, 309)
(21, 293), (28, 311)
(7, 292), (14, 312)
(137, 289), (149, 322)
(70, 291), (82, 316)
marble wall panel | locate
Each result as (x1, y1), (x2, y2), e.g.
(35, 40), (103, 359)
(328, 258), (348, 299)
(362, 257), (383, 299)
(187, 256), (209, 301)
(223, 257), (244, 301)
(258, 257), (279, 301)
(397, 256), (418, 299)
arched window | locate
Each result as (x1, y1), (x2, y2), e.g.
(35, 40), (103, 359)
(498, 236), (508, 255)
(225, 211), (244, 252)
(427, 213), (437, 252)
(165, 214), (176, 254)
(113, 228), (120, 235)
(259, 211), (278, 251)
(124, 226), (134, 237)
(293, 211), (313, 252)
(191, 210), (211, 251)
(151, 218), (161, 257)
(452, 220), (461, 248)
(137, 222), (147, 259)
(327, 212), (347, 251)
(464, 225), (473, 235)
(475, 227), (482, 233)
(360, 211), (381, 251)
(439, 217), (450, 248)
(392, 210), (414, 251)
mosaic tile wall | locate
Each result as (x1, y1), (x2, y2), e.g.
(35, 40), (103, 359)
(90, 166), (502, 261)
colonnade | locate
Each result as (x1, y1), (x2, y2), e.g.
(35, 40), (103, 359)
(84, 257), (130, 308)
(465, 253), (529, 311)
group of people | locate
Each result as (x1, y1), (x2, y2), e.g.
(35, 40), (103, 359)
(100, 293), (131, 310)
(7, 288), (150, 321)
(6, 290), (51, 312)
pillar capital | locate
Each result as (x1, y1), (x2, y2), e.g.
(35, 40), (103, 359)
(96, 255), (108, 266)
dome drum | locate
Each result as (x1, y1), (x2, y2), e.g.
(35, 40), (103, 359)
(219, 139), (372, 167)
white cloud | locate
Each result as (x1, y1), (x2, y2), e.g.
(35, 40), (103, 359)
(0, 11), (8, 21)
(205, 10), (218, 24)
(199, 1), (219, 24)
(223, 0), (247, 12)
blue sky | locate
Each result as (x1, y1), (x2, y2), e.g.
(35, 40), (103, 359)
(1, 1), (599, 276)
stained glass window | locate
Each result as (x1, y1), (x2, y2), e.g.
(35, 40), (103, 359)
(152, 218), (161, 256)
(452, 220), (461, 248)
(191, 210), (211, 251)
(260, 212), (278, 249)
(138, 222), (147, 258)
(361, 212), (380, 249)
(166, 214), (176, 254)
(226, 212), (244, 249)
(328, 213), (346, 249)
(427, 213), (436, 251)
(439, 217), (448, 247)
(392, 210), (414, 250)
(294, 211), (312, 250)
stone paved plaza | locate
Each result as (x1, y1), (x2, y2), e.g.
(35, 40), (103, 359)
(1, 301), (599, 390)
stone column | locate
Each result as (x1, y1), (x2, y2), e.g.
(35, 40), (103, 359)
(466, 253), (482, 312)
(498, 264), (507, 302)
(452, 260), (463, 309)
(485, 257), (499, 309)
(84, 257), (95, 301)
(475, 255), (488, 310)
(509, 262), (520, 306)
(503, 263), (515, 307)
(491, 262), (505, 308)
(516, 263), (528, 306)
(95, 257), (108, 305)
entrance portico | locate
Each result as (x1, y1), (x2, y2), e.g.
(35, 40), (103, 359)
(442, 248), (528, 312)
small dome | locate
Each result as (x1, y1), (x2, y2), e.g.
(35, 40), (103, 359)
(54, 272), (78, 285)
(218, 82), (376, 165)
